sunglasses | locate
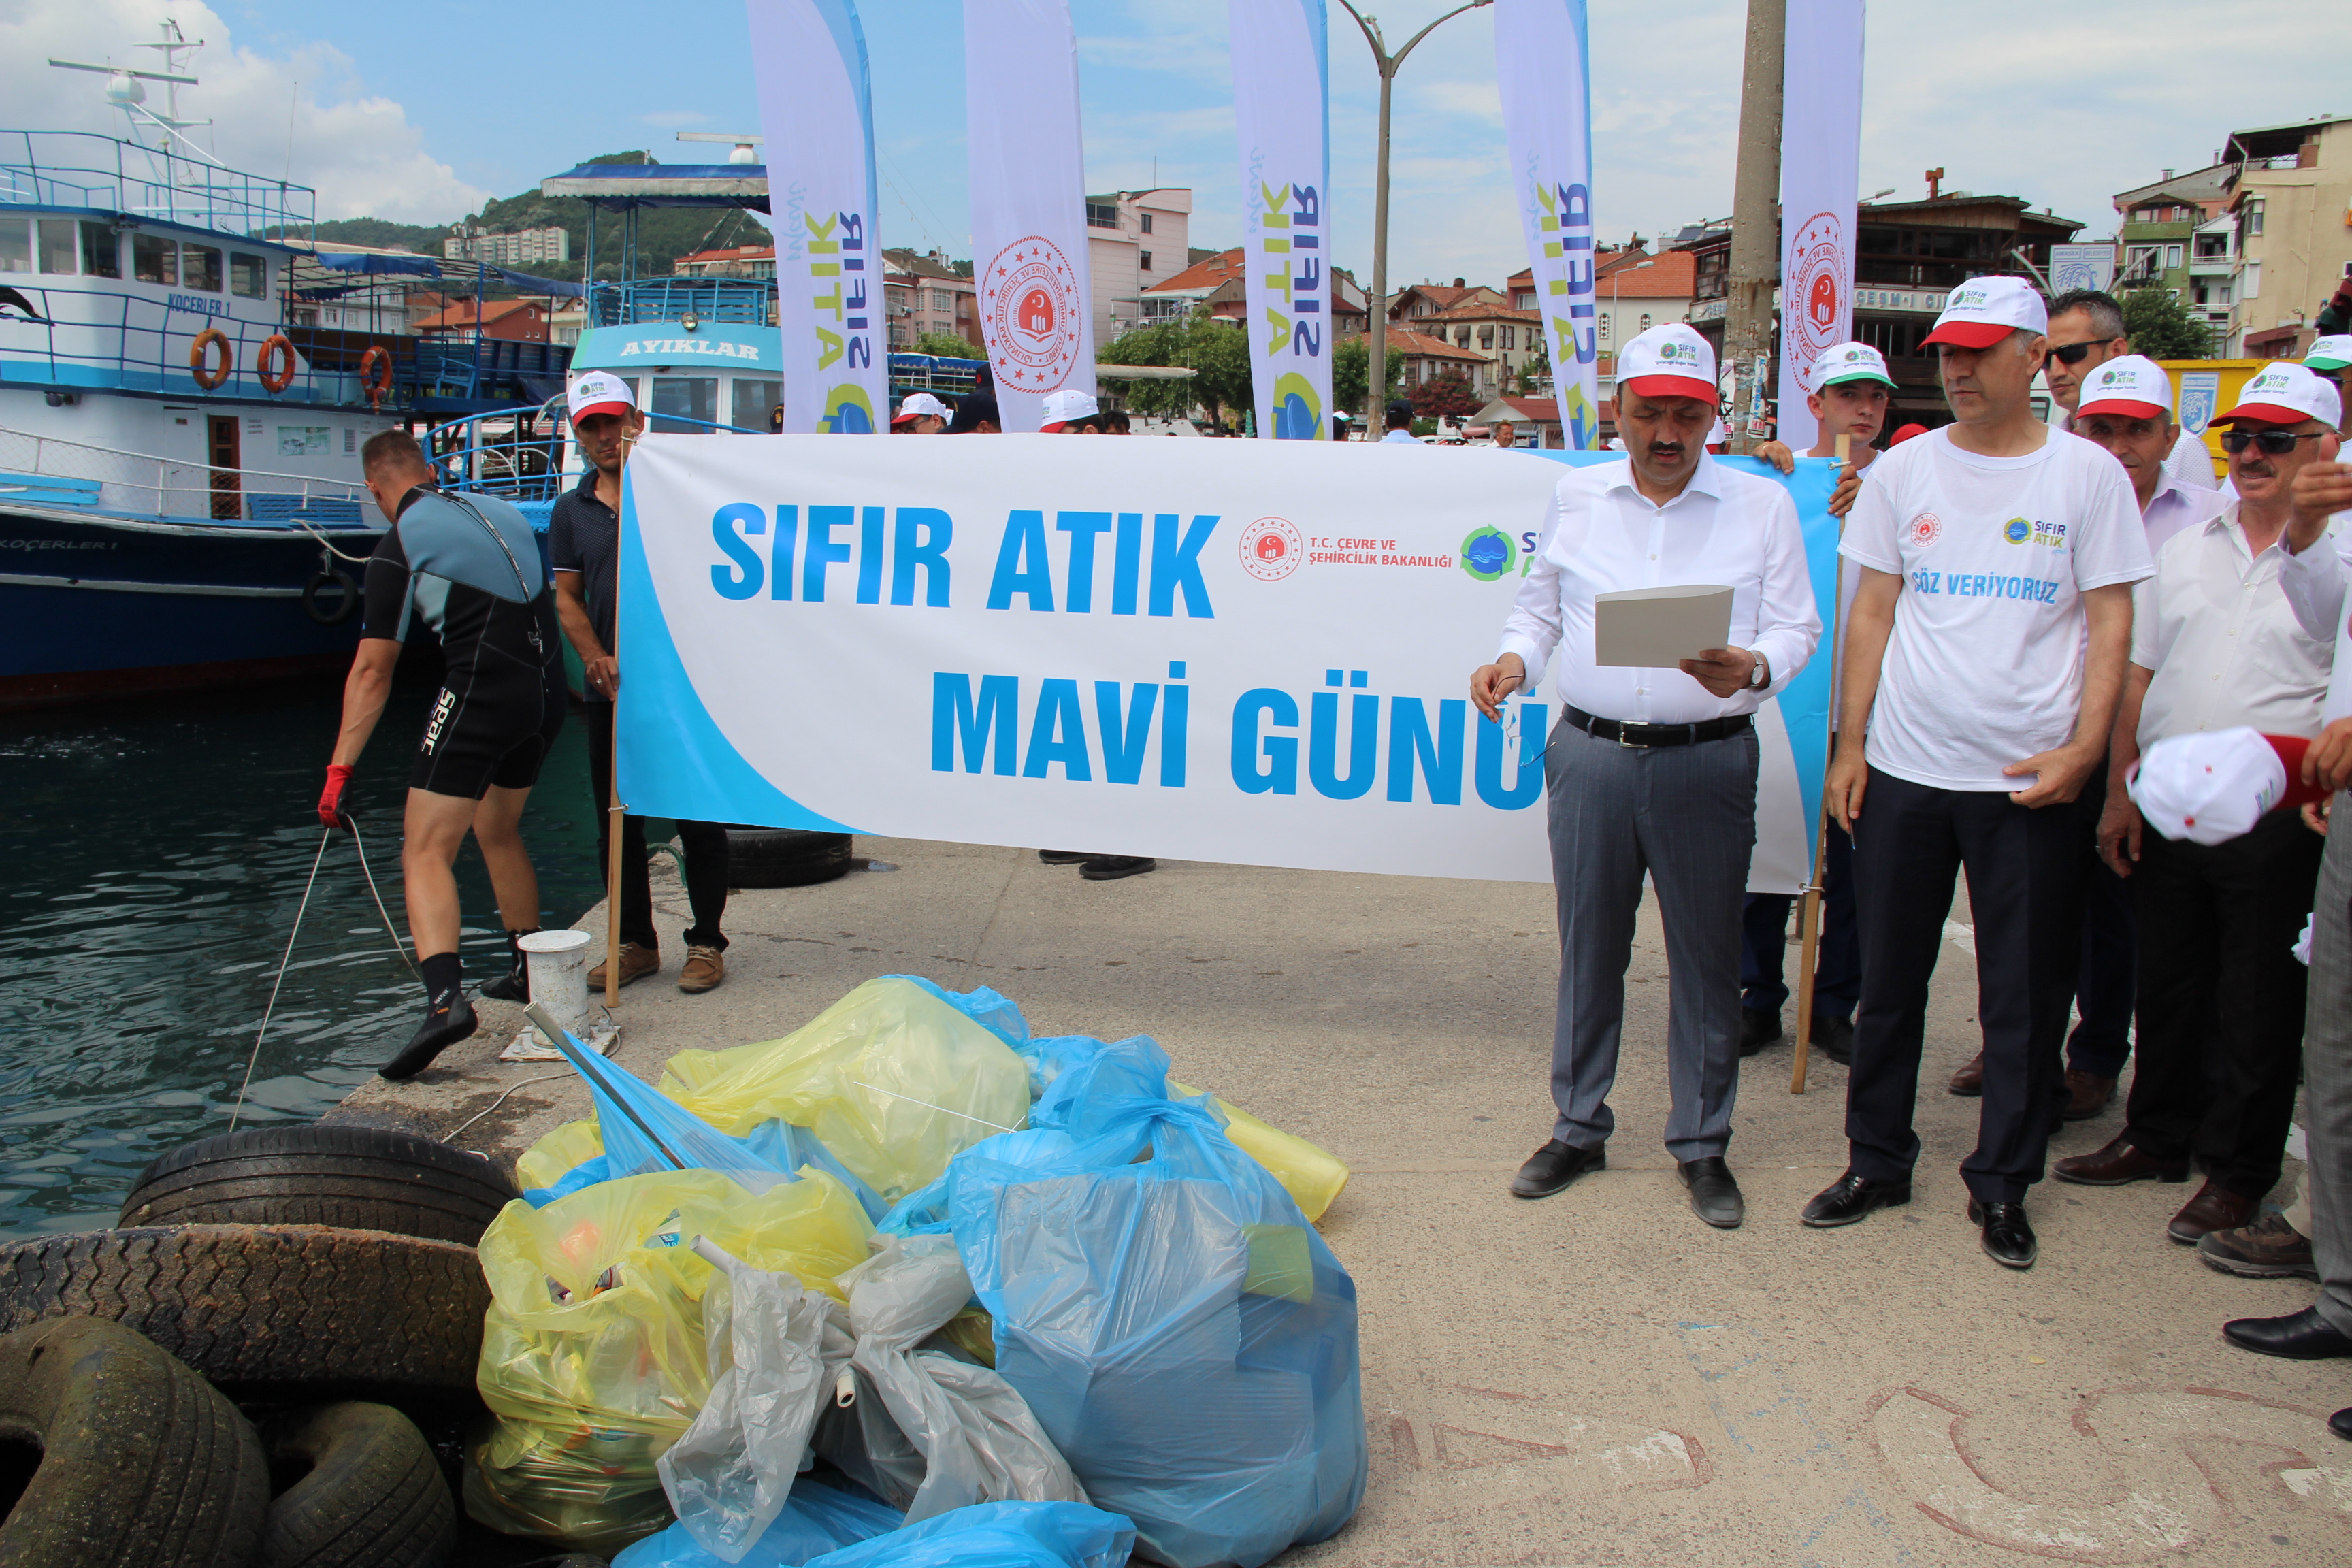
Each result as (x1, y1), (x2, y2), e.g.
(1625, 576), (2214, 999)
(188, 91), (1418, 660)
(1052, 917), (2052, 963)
(2221, 429), (2325, 455)
(2044, 338), (2121, 368)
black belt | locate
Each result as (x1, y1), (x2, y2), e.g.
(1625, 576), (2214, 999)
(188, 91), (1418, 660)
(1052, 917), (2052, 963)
(1563, 704), (1752, 748)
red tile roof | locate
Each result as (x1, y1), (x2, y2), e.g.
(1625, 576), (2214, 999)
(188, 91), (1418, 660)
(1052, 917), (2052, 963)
(1428, 299), (1541, 324)
(1386, 327), (1487, 363)
(1143, 247), (1245, 294)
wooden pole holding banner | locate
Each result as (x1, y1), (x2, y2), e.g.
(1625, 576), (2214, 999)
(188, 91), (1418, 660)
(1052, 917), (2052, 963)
(604, 438), (627, 1011)
(1791, 434), (1852, 1094)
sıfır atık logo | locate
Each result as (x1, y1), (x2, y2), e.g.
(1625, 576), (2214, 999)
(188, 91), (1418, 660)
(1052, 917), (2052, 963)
(1657, 341), (1699, 363)
(1950, 288), (1989, 308)
(1460, 527), (1515, 582)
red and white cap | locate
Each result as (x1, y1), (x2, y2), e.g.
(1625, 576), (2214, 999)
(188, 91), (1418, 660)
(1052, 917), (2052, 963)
(1618, 324), (1718, 403)
(2126, 727), (2326, 846)
(2074, 354), (2173, 421)
(567, 370), (635, 425)
(2219, 361), (2344, 429)
(1038, 387), (1100, 431)
(1921, 275), (2048, 350)
(892, 392), (949, 427)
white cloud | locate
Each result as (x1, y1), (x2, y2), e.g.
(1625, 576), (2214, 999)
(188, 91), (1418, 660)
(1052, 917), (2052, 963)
(2, 0), (489, 225)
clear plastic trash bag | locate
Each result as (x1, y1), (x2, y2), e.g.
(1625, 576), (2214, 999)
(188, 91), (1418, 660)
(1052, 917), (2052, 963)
(946, 1096), (1366, 1568)
(659, 977), (1032, 1205)
(614, 1480), (904, 1568)
(798, 1501), (1136, 1568)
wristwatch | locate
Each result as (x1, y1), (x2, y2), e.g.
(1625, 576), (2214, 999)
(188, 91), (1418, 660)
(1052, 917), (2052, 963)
(1746, 653), (1770, 690)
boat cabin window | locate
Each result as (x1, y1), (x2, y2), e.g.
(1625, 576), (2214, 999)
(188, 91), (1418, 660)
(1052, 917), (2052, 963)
(133, 233), (177, 286)
(732, 378), (782, 433)
(79, 224), (120, 280)
(0, 220), (27, 274)
(37, 220), (78, 275)
(649, 375), (718, 434)
(181, 244), (223, 293)
(230, 253), (267, 299)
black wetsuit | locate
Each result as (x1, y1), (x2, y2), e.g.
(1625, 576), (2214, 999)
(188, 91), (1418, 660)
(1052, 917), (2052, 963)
(360, 485), (564, 799)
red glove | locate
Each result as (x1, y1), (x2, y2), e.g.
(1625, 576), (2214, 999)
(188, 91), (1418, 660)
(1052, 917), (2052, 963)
(319, 764), (355, 830)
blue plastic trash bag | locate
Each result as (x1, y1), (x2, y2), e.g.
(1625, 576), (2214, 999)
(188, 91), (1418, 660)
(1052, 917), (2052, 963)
(519, 1116), (887, 1224)
(799, 1501), (1134, 1568)
(888, 975), (1031, 1051)
(614, 1480), (904, 1568)
(946, 1096), (1366, 1568)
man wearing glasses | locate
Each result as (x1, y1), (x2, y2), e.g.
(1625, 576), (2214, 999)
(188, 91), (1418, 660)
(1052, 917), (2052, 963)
(2043, 290), (2221, 493)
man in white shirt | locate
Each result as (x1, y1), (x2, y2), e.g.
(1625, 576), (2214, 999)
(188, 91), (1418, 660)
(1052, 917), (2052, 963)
(2211, 363), (2352, 1385)
(1803, 276), (2151, 1270)
(1379, 399), (1420, 444)
(2044, 289), (2221, 493)
(2069, 357), (2230, 556)
(1469, 324), (1820, 1230)
(2055, 367), (2333, 1250)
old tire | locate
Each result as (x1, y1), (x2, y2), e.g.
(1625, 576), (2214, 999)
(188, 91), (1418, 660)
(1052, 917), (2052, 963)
(120, 1126), (518, 1246)
(260, 1403), (455, 1568)
(0, 1316), (270, 1568)
(0, 1226), (488, 1396)
(725, 827), (854, 889)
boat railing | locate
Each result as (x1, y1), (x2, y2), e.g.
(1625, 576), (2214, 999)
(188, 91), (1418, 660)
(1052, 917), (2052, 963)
(887, 352), (986, 402)
(433, 402), (771, 504)
(588, 278), (776, 329)
(0, 131), (314, 242)
(0, 425), (373, 530)
(4, 282), (363, 406)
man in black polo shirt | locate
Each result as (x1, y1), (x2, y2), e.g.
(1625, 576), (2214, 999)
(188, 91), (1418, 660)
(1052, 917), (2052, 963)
(548, 371), (732, 994)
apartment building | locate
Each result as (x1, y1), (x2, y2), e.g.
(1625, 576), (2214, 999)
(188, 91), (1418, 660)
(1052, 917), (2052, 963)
(2223, 115), (2352, 358)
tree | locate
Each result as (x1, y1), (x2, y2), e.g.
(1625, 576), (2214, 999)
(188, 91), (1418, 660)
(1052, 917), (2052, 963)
(1412, 370), (1480, 419)
(1100, 314), (1254, 424)
(1332, 335), (1402, 414)
(1516, 338), (1551, 397)
(2121, 285), (2215, 361)
(912, 330), (983, 359)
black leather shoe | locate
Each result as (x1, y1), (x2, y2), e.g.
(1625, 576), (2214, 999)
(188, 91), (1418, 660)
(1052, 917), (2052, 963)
(2223, 1307), (2352, 1360)
(1037, 849), (1093, 865)
(1080, 855), (1157, 881)
(1678, 1157), (1744, 1228)
(1969, 1198), (2037, 1269)
(1810, 1014), (1855, 1066)
(2332, 1407), (2352, 1441)
(1801, 1169), (1911, 1227)
(380, 996), (477, 1081)
(1509, 1139), (1605, 1199)
(1739, 1007), (1783, 1057)
(478, 968), (529, 1003)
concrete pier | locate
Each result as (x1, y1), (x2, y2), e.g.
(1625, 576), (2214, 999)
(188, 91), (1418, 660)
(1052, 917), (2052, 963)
(330, 839), (2349, 1566)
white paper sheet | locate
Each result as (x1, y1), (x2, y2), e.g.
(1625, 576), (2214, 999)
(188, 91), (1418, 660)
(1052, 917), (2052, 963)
(1593, 584), (1734, 667)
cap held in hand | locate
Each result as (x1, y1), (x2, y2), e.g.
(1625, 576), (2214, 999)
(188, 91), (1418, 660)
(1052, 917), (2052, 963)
(2126, 728), (2326, 846)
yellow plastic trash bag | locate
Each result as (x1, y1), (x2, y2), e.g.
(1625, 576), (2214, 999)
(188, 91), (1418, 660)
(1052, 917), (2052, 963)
(469, 1169), (872, 1549)
(659, 977), (1030, 1203)
(1171, 1081), (1350, 1223)
(517, 1116), (603, 1193)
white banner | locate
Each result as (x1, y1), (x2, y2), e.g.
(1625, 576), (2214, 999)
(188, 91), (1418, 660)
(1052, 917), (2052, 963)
(1493, 0), (1601, 449)
(1774, 0), (1866, 452)
(1230, 0), (1332, 440)
(612, 440), (1842, 891)
(747, 0), (886, 434)
(964, 0), (1096, 434)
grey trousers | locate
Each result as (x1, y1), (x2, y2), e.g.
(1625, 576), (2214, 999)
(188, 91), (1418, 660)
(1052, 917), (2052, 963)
(2303, 794), (2352, 1336)
(1545, 719), (1759, 1161)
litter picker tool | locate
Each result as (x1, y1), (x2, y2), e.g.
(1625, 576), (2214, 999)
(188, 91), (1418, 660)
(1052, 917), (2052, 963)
(525, 1000), (686, 1171)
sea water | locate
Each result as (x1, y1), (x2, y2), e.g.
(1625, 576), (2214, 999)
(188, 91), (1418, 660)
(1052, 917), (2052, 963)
(0, 674), (611, 1237)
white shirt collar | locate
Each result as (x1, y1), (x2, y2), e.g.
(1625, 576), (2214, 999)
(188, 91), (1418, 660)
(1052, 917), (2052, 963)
(1600, 451), (1725, 506)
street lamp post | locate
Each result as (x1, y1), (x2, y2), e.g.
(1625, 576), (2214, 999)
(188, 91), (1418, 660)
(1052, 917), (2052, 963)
(1337, 1), (1492, 433)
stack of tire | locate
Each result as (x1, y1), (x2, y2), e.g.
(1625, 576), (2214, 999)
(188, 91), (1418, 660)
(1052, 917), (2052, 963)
(0, 1126), (570, 1568)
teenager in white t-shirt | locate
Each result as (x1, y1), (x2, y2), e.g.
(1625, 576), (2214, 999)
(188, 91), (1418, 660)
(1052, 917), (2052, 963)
(1798, 276), (2153, 1271)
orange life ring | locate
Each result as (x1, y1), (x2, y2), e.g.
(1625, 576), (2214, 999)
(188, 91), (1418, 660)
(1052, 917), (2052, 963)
(257, 333), (297, 394)
(189, 328), (232, 391)
(358, 345), (393, 409)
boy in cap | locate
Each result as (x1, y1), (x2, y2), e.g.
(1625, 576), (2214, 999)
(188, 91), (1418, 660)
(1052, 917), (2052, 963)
(1806, 276), (2153, 1269)
(892, 392), (950, 432)
(1741, 342), (1900, 1064)
(2059, 363), (2334, 1250)
(548, 372), (734, 997)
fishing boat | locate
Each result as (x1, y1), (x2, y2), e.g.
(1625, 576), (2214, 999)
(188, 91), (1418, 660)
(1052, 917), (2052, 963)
(0, 21), (574, 708)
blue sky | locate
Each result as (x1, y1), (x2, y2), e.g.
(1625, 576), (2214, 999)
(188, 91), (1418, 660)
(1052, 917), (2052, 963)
(11, 0), (2347, 291)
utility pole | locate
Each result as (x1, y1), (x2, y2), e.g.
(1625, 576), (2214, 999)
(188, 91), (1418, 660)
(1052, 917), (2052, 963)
(1722, 0), (1784, 454)
(1338, 1), (1492, 432)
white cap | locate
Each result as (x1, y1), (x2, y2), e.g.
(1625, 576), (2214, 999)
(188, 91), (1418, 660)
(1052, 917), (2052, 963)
(2221, 360), (2344, 430)
(2074, 354), (2174, 421)
(1922, 276), (2048, 350)
(1618, 323), (1718, 404)
(1811, 342), (1895, 389)
(1039, 387), (1100, 429)
(892, 392), (949, 426)
(568, 370), (635, 424)
(2307, 335), (2352, 372)
(2127, 728), (2284, 847)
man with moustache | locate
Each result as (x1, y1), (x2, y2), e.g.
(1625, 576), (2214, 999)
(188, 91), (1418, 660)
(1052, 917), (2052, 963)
(1469, 323), (1820, 1231)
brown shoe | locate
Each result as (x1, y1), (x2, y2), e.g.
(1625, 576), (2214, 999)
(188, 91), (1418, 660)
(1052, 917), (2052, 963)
(1948, 1051), (1985, 1096)
(2168, 1180), (2258, 1245)
(2061, 1070), (2117, 1121)
(2198, 1212), (2319, 1280)
(587, 941), (659, 990)
(2052, 1133), (2191, 1186)
(678, 943), (726, 994)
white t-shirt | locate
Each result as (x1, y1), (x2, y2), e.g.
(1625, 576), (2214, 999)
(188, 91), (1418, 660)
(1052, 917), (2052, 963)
(1841, 427), (2153, 791)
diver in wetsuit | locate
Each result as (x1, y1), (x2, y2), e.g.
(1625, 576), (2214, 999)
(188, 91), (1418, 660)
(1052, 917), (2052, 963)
(318, 429), (565, 1080)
